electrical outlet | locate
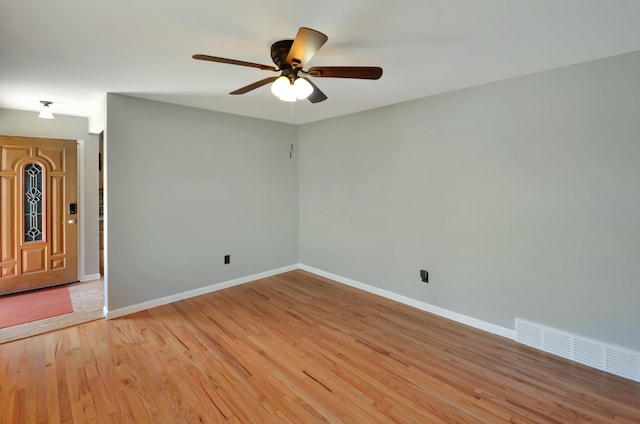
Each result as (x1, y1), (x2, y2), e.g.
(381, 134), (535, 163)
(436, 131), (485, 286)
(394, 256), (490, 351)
(420, 270), (429, 283)
(224, 255), (230, 264)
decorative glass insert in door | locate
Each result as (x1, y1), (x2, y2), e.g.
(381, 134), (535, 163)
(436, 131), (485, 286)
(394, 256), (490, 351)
(24, 163), (44, 242)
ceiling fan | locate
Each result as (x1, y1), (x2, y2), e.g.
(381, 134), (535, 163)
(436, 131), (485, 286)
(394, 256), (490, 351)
(193, 27), (383, 103)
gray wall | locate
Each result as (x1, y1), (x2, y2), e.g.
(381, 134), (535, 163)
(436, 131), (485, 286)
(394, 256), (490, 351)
(105, 95), (298, 310)
(299, 51), (640, 351)
(0, 108), (101, 278)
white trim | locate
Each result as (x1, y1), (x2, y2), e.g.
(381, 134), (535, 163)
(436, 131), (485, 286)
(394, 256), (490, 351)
(102, 129), (109, 315)
(76, 139), (85, 281)
(80, 273), (101, 282)
(298, 264), (516, 340)
(104, 264), (298, 319)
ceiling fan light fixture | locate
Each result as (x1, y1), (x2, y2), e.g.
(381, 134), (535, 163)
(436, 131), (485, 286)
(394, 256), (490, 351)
(271, 75), (313, 102)
(293, 77), (313, 100)
(271, 76), (292, 99)
(38, 101), (54, 119)
(278, 92), (297, 102)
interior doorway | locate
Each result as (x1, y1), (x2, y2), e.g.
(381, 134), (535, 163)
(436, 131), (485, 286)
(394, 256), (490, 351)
(0, 134), (105, 343)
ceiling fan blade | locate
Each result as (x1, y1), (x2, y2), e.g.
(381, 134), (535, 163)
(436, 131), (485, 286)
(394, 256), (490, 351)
(307, 66), (383, 80)
(230, 77), (279, 95)
(303, 78), (328, 103)
(285, 27), (328, 69)
(193, 54), (277, 72)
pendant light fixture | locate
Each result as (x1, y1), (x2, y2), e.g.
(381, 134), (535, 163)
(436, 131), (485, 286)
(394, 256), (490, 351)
(38, 101), (54, 119)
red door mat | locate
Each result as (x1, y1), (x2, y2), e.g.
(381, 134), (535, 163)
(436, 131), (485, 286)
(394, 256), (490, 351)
(0, 285), (73, 328)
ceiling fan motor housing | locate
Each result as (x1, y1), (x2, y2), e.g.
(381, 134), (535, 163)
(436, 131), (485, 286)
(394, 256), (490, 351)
(271, 40), (294, 70)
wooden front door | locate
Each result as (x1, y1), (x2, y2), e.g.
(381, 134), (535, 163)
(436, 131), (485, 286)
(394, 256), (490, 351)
(0, 136), (78, 295)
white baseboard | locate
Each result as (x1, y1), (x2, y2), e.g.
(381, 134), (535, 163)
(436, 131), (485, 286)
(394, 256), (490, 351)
(298, 264), (516, 341)
(104, 264), (298, 319)
(80, 273), (102, 282)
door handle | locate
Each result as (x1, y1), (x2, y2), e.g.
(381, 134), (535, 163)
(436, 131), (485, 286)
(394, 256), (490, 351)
(68, 219), (77, 224)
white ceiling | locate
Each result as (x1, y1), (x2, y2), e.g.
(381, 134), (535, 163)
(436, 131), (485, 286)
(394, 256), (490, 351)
(2, 0), (640, 125)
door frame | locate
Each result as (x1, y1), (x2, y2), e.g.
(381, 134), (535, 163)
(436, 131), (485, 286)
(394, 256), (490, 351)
(77, 139), (91, 282)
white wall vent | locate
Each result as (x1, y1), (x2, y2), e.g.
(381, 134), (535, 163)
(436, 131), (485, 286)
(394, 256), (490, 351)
(515, 318), (640, 382)
(515, 320), (543, 349)
(544, 329), (572, 359)
(605, 347), (639, 381)
(574, 338), (605, 369)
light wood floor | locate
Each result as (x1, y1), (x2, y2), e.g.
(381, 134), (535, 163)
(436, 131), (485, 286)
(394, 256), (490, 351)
(0, 279), (104, 344)
(0, 270), (638, 423)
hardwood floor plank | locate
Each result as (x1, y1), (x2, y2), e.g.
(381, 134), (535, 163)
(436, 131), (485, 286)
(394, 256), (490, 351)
(1, 270), (639, 423)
